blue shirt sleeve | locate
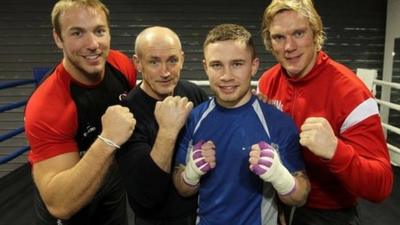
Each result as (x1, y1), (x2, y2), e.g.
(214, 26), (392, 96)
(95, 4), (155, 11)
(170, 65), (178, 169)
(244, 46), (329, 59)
(265, 104), (305, 173)
(280, 131), (304, 173)
(175, 113), (195, 166)
(276, 118), (305, 173)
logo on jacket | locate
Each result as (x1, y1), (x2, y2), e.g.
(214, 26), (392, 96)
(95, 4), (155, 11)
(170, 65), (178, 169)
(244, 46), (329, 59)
(269, 99), (283, 111)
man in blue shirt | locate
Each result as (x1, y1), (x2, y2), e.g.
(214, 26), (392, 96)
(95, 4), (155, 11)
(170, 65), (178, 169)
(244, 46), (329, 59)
(173, 24), (310, 225)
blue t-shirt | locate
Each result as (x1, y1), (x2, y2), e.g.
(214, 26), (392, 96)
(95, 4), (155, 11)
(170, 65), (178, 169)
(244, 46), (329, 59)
(176, 95), (304, 225)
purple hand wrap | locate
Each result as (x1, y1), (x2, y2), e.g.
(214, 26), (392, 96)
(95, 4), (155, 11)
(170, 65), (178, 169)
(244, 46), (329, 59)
(250, 141), (296, 195)
(192, 141), (211, 173)
(251, 141), (274, 175)
(182, 140), (212, 186)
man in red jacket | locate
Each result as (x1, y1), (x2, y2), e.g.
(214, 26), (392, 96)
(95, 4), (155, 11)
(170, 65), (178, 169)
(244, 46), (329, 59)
(257, 0), (393, 224)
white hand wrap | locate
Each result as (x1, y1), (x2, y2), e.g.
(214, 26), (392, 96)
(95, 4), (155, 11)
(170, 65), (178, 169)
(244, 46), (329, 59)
(251, 141), (296, 195)
(182, 141), (211, 186)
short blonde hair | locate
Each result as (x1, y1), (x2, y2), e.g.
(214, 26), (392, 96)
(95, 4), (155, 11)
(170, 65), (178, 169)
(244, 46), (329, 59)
(51, 0), (110, 38)
(261, 0), (326, 51)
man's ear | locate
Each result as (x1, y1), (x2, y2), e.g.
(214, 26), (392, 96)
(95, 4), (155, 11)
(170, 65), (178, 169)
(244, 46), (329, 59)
(202, 59), (207, 72)
(180, 51), (185, 70)
(53, 29), (63, 49)
(251, 57), (260, 77)
(202, 59), (211, 80)
(132, 54), (142, 72)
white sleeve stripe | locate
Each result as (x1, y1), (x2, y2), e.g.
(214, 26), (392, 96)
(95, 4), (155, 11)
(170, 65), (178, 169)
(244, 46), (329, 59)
(340, 97), (379, 133)
(252, 99), (271, 139)
(193, 99), (215, 134)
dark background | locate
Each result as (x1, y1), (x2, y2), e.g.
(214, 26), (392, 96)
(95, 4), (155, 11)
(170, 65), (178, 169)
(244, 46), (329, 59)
(0, 0), (398, 224)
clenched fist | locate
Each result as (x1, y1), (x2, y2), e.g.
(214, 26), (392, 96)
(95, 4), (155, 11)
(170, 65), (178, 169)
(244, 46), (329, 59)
(183, 141), (216, 186)
(300, 117), (338, 160)
(100, 105), (136, 147)
(155, 96), (193, 134)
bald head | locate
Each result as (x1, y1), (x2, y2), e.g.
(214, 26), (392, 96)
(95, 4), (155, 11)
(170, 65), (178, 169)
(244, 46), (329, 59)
(135, 26), (182, 57)
(132, 26), (184, 100)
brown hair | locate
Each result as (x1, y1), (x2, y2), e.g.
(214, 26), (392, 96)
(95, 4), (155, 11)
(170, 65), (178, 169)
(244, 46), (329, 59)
(51, 0), (110, 38)
(204, 23), (257, 59)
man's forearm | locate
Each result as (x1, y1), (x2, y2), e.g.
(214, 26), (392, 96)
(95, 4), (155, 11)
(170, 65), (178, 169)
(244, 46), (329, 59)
(279, 171), (310, 206)
(173, 166), (199, 197)
(34, 139), (116, 219)
(150, 127), (179, 173)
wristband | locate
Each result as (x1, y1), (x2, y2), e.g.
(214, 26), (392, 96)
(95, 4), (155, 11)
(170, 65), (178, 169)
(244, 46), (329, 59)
(97, 135), (120, 149)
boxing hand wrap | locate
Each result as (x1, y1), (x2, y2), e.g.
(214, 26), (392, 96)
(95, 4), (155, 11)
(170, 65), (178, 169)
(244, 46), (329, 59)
(251, 141), (296, 195)
(182, 141), (212, 186)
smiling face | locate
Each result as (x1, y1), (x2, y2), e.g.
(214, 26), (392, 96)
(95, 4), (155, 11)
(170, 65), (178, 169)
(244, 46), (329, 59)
(134, 27), (184, 100)
(53, 6), (110, 85)
(203, 40), (259, 108)
(269, 10), (317, 78)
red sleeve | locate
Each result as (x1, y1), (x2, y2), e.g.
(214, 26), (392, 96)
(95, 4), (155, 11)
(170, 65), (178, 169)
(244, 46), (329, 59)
(328, 115), (393, 202)
(325, 64), (393, 202)
(107, 50), (137, 88)
(25, 67), (79, 164)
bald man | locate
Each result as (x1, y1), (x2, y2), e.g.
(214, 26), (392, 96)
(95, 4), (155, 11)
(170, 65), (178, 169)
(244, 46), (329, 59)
(115, 26), (208, 225)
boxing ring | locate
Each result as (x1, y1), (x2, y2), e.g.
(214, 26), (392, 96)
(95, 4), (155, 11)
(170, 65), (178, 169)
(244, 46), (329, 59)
(0, 79), (33, 165)
(0, 68), (47, 165)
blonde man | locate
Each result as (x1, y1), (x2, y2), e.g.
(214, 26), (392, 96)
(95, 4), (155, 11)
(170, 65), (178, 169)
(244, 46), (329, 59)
(258, 0), (393, 224)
